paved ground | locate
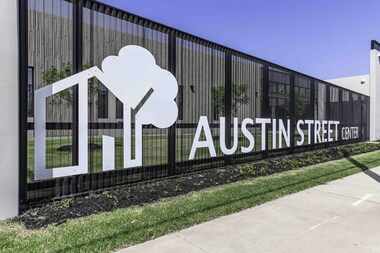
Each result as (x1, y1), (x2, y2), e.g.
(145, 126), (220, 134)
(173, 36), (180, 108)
(118, 167), (380, 253)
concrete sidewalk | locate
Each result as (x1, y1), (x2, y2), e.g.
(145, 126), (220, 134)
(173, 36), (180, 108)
(118, 167), (380, 253)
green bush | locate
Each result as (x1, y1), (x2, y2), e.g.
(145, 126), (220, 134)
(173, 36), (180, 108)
(240, 142), (380, 177)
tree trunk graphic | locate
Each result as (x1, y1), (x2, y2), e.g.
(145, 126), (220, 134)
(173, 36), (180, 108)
(124, 104), (143, 168)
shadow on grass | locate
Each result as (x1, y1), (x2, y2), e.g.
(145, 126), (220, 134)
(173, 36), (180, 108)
(52, 162), (373, 253)
(343, 151), (380, 184)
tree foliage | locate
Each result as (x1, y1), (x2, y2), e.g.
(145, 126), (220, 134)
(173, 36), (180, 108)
(42, 64), (99, 104)
(211, 83), (249, 117)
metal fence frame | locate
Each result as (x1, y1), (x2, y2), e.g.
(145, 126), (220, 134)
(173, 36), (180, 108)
(18, 0), (370, 211)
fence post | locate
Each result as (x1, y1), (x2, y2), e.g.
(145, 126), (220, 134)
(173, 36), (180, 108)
(367, 96), (370, 140)
(262, 64), (270, 157)
(17, 0), (28, 216)
(168, 31), (177, 175)
(72, 0), (83, 166)
(326, 86), (331, 119)
(289, 73), (295, 151)
(338, 89), (343, 145)
(310, 80), (316, 145)
(326, 85), (331, 147)
(224, 51), (232, 163)
(362, 96), (366, 141)
(349, 91), (354, 144)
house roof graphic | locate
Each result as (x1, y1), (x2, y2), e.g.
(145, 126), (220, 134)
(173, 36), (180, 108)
(34, 45), (178, 180)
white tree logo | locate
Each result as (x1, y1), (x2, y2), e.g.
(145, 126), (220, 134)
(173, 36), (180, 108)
(34, 45), (178, 180)
(101, 45), (178, 167)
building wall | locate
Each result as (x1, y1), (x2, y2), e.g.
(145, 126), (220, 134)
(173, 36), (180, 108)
(0, 0), (19, 219)
(327, 75), (369, 96)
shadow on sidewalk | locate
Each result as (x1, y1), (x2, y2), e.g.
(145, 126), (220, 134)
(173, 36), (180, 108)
(343, 151), (380, 184)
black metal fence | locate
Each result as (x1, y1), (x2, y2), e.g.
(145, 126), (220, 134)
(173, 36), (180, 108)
(19, 0), (370, 210)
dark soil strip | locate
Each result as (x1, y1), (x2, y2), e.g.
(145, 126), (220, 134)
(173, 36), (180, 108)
(17, 142), (380, 229)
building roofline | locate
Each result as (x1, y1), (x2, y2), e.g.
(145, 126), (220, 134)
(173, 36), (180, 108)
(371, 40), (380, 51)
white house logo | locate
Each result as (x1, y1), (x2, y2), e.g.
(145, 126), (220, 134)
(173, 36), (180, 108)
(34, 45), (178, 180)
(34, 45), (360, 180)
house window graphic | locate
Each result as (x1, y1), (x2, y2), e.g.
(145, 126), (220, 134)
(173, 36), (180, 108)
(34, 45), (178, 180)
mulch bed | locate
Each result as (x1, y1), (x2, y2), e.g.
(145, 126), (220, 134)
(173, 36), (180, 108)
(17, 166), (245, 229)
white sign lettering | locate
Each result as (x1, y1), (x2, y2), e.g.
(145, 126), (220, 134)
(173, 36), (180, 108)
(189, 118), (359, 159)
(342, 127), (359, 140)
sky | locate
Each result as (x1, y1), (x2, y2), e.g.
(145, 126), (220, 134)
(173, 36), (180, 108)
(100, 0), (379, 80)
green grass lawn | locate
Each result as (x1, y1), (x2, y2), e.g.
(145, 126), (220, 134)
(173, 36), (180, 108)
(26, 133), (263, 181)
(27, 128), (311, 181)
(2, 150), (380, 253)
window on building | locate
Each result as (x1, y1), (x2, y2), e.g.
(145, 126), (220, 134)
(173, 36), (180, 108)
(352, 93), (361, 127)
(315, 82), (327, 120)
(97, 85), (108, 119)
(116, 99), (123, 119)
(342, 90), (352, 126)
(329, 86), (340, 121)
(268, 68), (290, 119)
(211, 85), (223, 121)
(294, 76), (312, 119)
(342, 90), (350, 102)
(27, 67), (34, 118)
